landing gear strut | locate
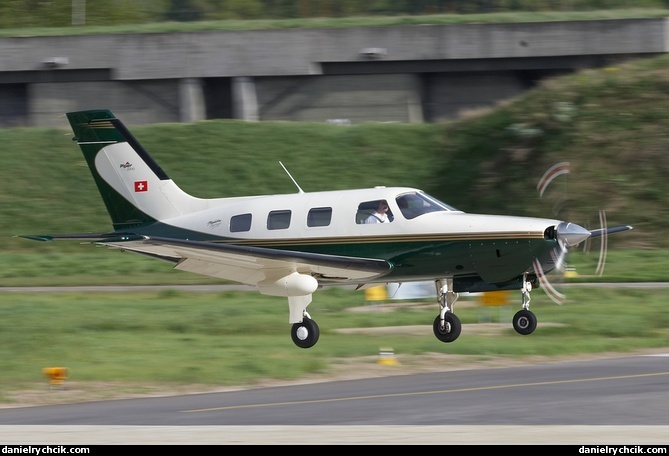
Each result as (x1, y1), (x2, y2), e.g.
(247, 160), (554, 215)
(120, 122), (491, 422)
(290, 311), (320, 349)
(433, 278), (462, 343)
(512, 273), (537, 335)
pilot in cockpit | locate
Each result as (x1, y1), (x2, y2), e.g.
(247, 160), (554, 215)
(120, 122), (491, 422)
(365, 200), (391, 223)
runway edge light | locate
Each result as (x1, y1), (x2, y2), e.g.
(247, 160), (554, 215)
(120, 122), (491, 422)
(378, 347), (400, 366)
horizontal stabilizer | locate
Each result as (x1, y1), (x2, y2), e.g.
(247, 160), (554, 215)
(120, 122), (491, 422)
(17, 233), (145, 242)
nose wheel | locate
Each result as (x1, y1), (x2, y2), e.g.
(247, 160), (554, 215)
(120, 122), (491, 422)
(513, 309), (537, 335)
(433, 278), (462, 343)
(433, 313), (462, 342)
(513, 274), (537, 335)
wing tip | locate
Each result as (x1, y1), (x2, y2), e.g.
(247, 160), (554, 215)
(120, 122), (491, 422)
(18, 235), (54, 242)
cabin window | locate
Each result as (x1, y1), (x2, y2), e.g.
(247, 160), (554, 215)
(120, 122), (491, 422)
(267, 210), (291, 230)
(230, 213), (252, 232)
(307, 207), (332, 227)
(356, 200), (393, 224)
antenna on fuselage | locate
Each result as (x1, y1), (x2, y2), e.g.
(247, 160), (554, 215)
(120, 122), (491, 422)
(279, 161), (304, 194)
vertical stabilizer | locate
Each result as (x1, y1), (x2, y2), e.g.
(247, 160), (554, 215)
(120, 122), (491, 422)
(66, 109), (202, 231)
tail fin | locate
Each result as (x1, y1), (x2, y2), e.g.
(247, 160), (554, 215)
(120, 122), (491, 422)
(67, 109), (203, 231)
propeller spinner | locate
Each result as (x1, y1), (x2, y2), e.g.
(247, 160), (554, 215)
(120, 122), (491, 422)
(556, 221), (591, 248)
(533, 221), (591, 304)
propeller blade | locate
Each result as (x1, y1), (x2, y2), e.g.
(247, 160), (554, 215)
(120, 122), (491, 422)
(552, 241), (568, 272)
(532, 258), (566, 305)
(587, 212), (634, 276)
(596, 210), (607, 277)
(537, 162), (570, 198)
(589, 224), (633, 237)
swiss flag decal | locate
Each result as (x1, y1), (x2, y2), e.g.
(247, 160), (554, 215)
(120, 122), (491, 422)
(134, 181), (148, 192)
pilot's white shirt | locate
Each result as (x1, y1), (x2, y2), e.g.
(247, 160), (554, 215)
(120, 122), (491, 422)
(365, 212), (389, 223)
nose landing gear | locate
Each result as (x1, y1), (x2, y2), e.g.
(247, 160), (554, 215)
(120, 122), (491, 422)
(512, 274), (537, 335)
(433, 278), (462, 343)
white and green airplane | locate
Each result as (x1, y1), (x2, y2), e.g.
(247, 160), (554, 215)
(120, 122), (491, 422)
(22, 109), (632, 349)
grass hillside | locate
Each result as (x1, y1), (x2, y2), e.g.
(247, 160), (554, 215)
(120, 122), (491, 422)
(1, 52), (667, 288)
(2, 54), (667, 254)
(2, 8), (669, 37)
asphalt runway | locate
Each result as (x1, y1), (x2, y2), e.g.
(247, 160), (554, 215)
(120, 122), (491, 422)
(1, 352), (668, 444)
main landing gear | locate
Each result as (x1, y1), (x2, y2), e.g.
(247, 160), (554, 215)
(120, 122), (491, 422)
(432, 274), (538, 344)
(291, 311), (320, 349)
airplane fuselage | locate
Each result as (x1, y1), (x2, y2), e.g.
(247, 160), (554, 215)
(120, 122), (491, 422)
(118, 186), (561, 291)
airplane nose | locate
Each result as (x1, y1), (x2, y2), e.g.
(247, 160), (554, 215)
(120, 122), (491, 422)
(556, 221), (591, 247)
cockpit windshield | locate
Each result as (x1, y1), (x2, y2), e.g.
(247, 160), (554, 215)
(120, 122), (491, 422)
(395, 192), (459, 220)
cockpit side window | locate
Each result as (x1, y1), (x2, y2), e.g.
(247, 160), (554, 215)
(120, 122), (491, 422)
(356, 200), (393, 224)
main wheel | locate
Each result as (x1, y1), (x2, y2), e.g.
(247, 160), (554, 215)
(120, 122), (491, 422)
(291, 317), (320, 348)
(513, 309), (537, 335)
(433, 313), (462, 343)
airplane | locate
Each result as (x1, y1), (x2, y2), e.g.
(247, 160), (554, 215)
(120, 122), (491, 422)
(21, 109), (633, 349)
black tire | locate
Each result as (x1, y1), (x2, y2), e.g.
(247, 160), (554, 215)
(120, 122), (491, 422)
(433, 313), (462, 343)
(513, 309), (537, 335)
(290, 317), (320, 348)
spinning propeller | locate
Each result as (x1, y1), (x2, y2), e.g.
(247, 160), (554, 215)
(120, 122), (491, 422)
(532, 162), (631, 304)
(532, 220), (591, 304)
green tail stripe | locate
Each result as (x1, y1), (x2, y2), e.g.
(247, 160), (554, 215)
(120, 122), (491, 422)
(66, 109), (158, 231)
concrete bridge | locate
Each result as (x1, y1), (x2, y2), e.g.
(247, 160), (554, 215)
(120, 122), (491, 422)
(0, 18), (666, 128)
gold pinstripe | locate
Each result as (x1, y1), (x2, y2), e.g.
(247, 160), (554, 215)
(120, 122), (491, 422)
(211, 231), (545, 247)
(89, 120), (115, 128)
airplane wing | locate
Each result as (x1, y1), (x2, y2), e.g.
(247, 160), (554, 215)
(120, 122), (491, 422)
(108, 236), (394, 285)
(21, 233), (394, 285)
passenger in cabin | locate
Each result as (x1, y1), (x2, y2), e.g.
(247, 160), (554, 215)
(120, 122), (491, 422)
(365, 200), (391, 224)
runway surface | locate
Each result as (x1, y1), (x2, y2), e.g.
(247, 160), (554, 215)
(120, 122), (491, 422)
(1, 352), (668, 444)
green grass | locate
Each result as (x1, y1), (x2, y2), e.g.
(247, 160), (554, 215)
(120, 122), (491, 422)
(2, 8), (669, 37)
(0, 285), (667, 404)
